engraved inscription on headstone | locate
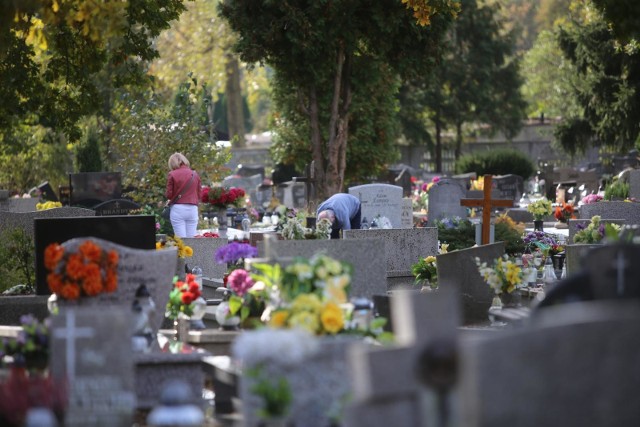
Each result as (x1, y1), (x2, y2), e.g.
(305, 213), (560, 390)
(51, 307), (136, 427)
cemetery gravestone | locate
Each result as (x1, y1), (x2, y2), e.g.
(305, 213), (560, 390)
(630, 169), (640, 200)
(255, 238), (387, 299)
(0, 197), (39, 212)
(34, 215), (156, 294)
(579, 201), (640, 225)
(492, 174), (524, 204)
(401, 198), (414, 228)
(345, 289), (462, 427)
(69, 172), (122, 208)
(437, 242), (506, 325)
(50, 306), (136, 427)
(223, 174), (263, 207)
(94, 199), (141, 216)
(426, 179), (468, 226)
(461, 301), (640, 426)
(275, 181), (307, 209)
(349, 184), (404, 229)
(0, 206), (95, 238)
(343, 228), (438, 290)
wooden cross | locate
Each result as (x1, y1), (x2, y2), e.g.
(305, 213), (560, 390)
(460, 175), (513, 245)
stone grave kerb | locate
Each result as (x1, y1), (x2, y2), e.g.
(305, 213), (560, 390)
(345, 288), (462, 427)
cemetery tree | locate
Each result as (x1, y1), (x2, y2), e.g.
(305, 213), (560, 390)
(109, 77), (231, 206)
(554, 9), (640, 156)
(0, 0), (187, 143)
(151, 1), (255, 146)
(401, 0), (526, 170)
(219, 0), (457, 200)
(591, 0), (640, 42)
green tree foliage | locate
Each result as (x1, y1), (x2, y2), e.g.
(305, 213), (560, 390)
(521, 30), (581, 118)
(0, 0), (188, 143)
(269, 58), (401, 187)
(400, 0), (526, 171)
(76, 122), (103, 173)
(0, 124), (72, 194)
(108, 77), (230, 206)
(219, 0), (457, 200)
(554, 7), (640, 155)
(591, 0), (640, 42)
(455, 148), (535, 179)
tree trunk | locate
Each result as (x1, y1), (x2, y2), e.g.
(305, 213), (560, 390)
(455, 120), (463, 160)
(306, 46), (352, 202)
(435, 111), (443, 173)
(225, 54), (245, 148)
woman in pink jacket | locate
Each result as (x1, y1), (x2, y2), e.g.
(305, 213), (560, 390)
(166, 153), (202, 237)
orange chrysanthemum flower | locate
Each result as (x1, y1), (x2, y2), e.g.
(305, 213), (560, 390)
(79, 240), (102, 263)
(107, 250), (119, 267)
(60, 282), (81, 300)
(44, 243), (64, 271)
(65, 254), (85, 280)
(47, 273), (63, 294)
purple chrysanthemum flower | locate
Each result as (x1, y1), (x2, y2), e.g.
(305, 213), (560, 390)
(214, 242), (258, 264)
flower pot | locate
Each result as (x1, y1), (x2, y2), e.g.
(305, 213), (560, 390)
(217, 209), (228, 238)
(533, 220), (544, 232)
(173, 316), (190, 342)
(215, 301), (241, 330)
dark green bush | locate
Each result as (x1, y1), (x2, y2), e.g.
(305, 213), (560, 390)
(455, 148), (535, 179)
(0, 228), (35, 294)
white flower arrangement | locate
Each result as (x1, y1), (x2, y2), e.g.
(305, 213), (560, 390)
(232, 328), (320, 366)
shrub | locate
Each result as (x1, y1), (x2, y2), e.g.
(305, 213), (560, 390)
(0, 228), (35, 294)
(604, 179), (629, 200)
(455, 148), (535, 179)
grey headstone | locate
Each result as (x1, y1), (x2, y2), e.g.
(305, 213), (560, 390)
(461, 301), (640, 426)
(492, 174), (524, 202)
(255, 238), (387, 299)
(275, 180), (307, 209)
(437, 242), (506, 325)
(579, 200), (640, 225)
(50, 306), (135, 427)
(401, 198), (414, 228)
(630, 170), (640, 200)
(181, 237), (229, 281)
(0, 198), (40, 212)
(349, 184), (404, 228)
(426, 179), (468, 226)
(0, 207), (95, 237)
(345, 289), (462, 427)
(222, 174), (263, 207)
(54, 237), (177, 335)
(254, 184), (273, 209)
(343, 228), (438, 290)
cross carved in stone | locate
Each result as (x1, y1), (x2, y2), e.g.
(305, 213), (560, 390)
(460, 175), (513, 245)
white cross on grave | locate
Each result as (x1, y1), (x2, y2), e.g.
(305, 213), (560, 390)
(344, 288), (462, 427)
(53, 308), (95, 381)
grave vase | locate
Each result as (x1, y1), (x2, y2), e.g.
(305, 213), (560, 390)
(217, 208), (228, 237)
(173, 316), (190, 342)
(533, 220), (544, 232)
(500, 289), (522, 308)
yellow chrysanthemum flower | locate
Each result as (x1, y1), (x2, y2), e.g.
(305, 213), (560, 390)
(268, 310), (290, 328)
(291, 293), (322, 313)
(289, 311), (319, 334)
(320, 302), (344, 334)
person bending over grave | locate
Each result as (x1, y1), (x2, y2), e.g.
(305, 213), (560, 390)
(166, 153), (201, 238)
(317, 193), (361, 239)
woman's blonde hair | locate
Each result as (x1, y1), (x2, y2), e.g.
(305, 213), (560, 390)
(168, 153), (190, 170)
